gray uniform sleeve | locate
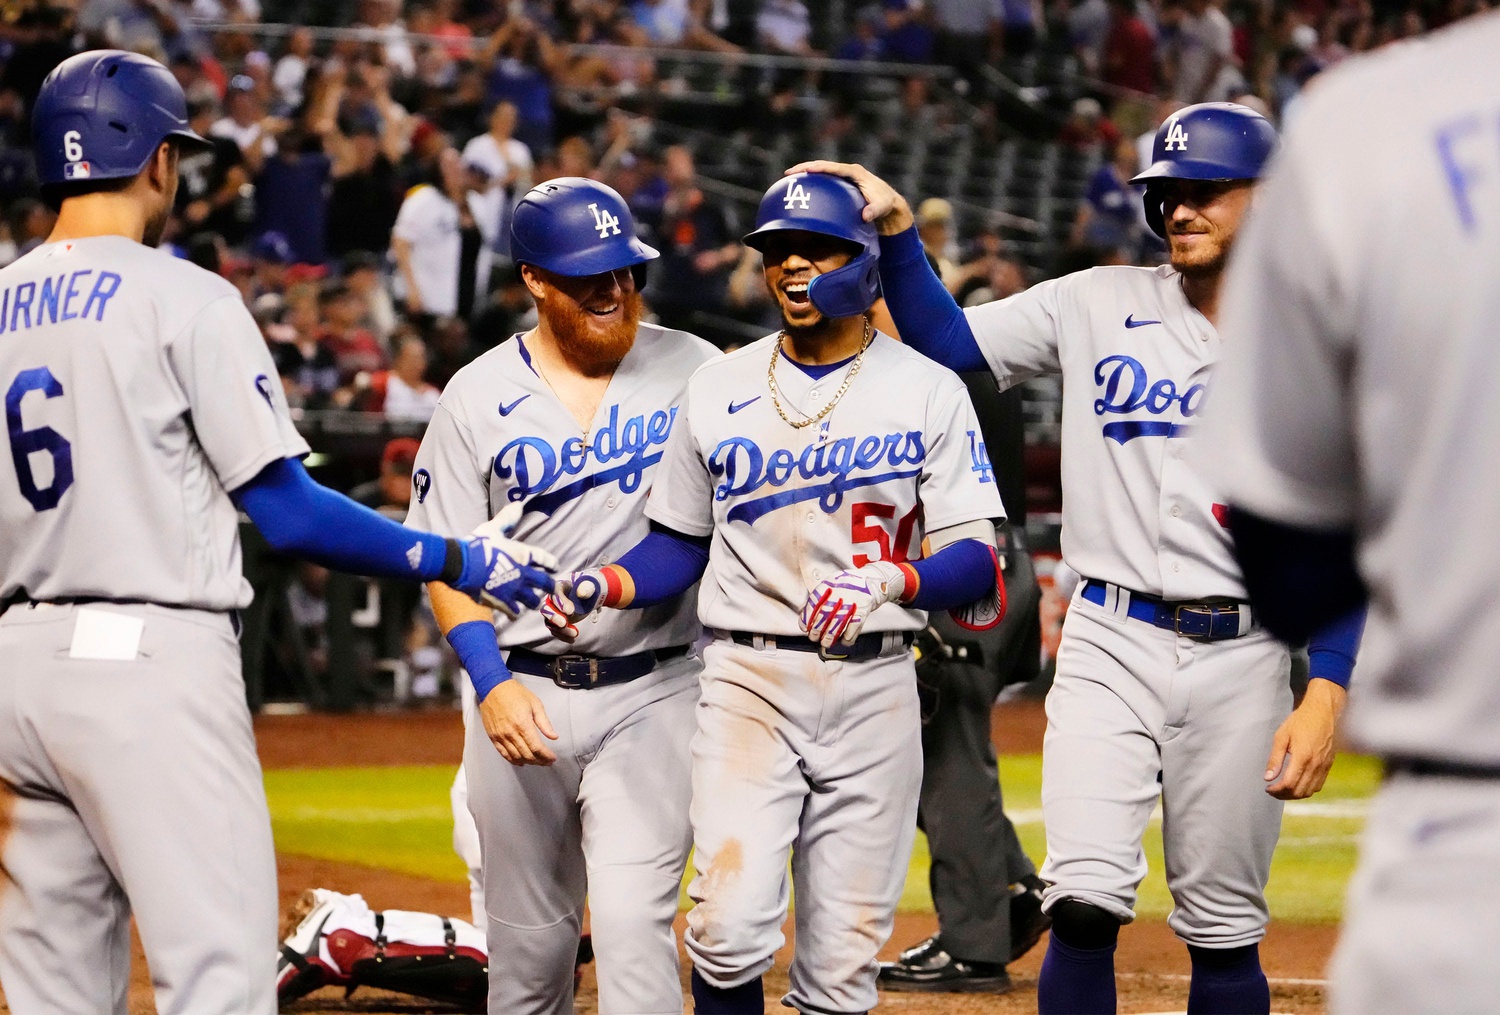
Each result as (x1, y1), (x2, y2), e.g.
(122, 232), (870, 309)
(644, 389), (714, 538)
(167, 294), (309, 492)
(918, 382), (1008, 531)
(961, 277), (1066, 391)
(405, 400), (491, 537)
(1204, 120), (1358, 529)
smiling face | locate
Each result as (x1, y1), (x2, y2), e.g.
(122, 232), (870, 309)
(1161, 178), (1254, 279)
(525, 264), (643, 367)
(757, 229), (861, 335)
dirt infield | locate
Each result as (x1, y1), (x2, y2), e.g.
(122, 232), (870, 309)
(0, 702), (1338, 1013)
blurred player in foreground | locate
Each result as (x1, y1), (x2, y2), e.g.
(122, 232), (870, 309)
(0, 50), (553, 1015)
(544, 173), (1007, 1014)
(1202, 12), (1500, 1014)
(409, 178), (717, 1014)
(793, 102), (1362, 1014)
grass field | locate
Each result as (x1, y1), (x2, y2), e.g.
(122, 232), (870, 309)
(266, 753), (1382, 924)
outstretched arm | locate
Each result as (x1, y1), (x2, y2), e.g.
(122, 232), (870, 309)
(540, 524), (710, 640)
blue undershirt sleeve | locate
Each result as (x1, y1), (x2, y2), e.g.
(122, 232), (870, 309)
(1226, 506), (1366, 643)
(906, 538), (997, 612)
(615, 524), (712, 607)
(1306, 606), (1366, 689)
(877, 226), (987, 373)
(233, 457), (455, 582)
(446, 620), (512, 699)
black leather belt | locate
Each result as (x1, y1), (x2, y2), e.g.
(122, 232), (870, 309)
(505, 644), (690, 689)
(1081, 579), (1251, 642)
(728, 630), (915, 661)
(1385, 757), (1500, 780)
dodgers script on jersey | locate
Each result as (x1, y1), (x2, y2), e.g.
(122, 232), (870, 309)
(0, 236), (308, 610)
(646, 331), (1004, 636)
(406, 322), (716, 653)
(964, 265), (1238, 600)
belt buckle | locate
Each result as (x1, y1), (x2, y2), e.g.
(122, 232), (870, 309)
(818, 641), (853, 662)
(1172, 605), (1215, 640)
(549, 655), (598, 689)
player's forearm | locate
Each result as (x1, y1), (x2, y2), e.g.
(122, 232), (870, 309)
(429, 580), (494, 635)
(1226, 505), (1366, 643)
(899, 537), (998, 611)
(610, 526), (711, 607)
(876, 227), (987, 372)
(1306, 605), (1366, 689)
(234, 457), (467, 584)
(429, 581), (514, 697)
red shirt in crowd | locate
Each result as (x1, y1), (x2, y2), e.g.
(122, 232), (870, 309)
(1104, 14), (1158, 94)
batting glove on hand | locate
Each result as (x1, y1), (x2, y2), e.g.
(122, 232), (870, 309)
(540, 569), (610, 643)
(454, 504), (559, 618)
(800, 561), (908, 650)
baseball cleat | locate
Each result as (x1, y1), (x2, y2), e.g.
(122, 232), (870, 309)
(877, 936), (1014, 993)
(275, 889), (351, 1005)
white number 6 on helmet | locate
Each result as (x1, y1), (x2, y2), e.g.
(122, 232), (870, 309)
(63, 131), (83, 162)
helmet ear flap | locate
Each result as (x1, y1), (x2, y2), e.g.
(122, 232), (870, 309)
(1143, 182), (1166, 239)
(806, 251), (880, 319)
(630, 261), (648, 292)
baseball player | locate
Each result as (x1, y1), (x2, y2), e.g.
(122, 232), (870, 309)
(0, 51), (555, 1015)
(1202, 14), (1500, 1014)
(793, 103), (1363, 1015)
(405, 177), (718, 1015)
(543, 173), (1008, 1015)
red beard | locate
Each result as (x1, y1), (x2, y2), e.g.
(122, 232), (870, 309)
(538, 290), (643, 369)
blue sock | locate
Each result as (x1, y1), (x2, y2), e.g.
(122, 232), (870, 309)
(1038, 936), (1117, 1014)
(1187, 943), (1269, 1015)
(690, 967), (763, 1014)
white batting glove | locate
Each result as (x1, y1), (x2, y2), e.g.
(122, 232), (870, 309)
(455, 503), (559, 619)
(540, 568), (610, 643)
(800, 560), (908, 650)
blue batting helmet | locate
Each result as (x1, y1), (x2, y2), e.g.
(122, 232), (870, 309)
(509, 177), (657, 277)
(1129, 102), (1277, 238)
(744, 173), (880, 319)
(32, 50), (210, 188)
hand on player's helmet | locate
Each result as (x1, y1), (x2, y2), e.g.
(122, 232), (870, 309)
(540, 569), (609, 643)
(780, 161), (913, 235)
(453, 504), (558, 618)
(801, 561), (908, 650)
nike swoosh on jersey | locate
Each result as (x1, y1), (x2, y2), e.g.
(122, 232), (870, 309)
(498, 395), (531, 416)
(1124, 315), (1162, 329)
(728, 397), (761, 414)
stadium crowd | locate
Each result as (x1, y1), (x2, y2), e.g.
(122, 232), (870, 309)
(0, 0), (1482, 698)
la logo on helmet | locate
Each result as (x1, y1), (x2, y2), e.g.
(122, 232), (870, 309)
(1164, 119), (1189, 152)
(588, 202), (621, 239)
(784, 182), (811, 210)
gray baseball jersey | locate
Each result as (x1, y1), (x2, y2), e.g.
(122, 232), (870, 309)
(1202, 19), (1500, 1011)
(0, 236), (308, 610)
(646, 331), (1005, 636)
(405, 322), (715, 654)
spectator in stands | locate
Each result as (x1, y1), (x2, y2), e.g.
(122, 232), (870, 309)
(427, 0), (475, 60)
(424, 316), (479, 390)
(379, 334), (442, 422)
(630, 0), (741, 52)
(880, 0), (936, 62)
(271, 283), (342, 409)
(391, 148), (497, 321)
(320, 281), (388, 382)
(478, 13), (566, 155)
(834, 8), (887, 60)
(254, 122), (333, 265)
(643, 145), (739, 339)
(1, 5), (77, 120)
(1057, 96), (1122, 149)
(757, 0), (819, 55)
(211, 74), (281, 175)
(272, 27), (314, 111)
(928, 0), (1000, 80)
(311, 62), (407, 259)
(6, 197), (55, 259)
(916, 197), (959, 284)
(461, 100), (534, 224)
(1163, 0), (1243, 103)
(249, 230), (295, 299)
(343, 251), (400, 351)
(1070, 136), (1145, 258)
(398, 117), (449, 193)
(354, 0), (417, 78)
(352, 439), (423, 513)
(178, 97), (253, 247)
(1102, 0), (1158, 95)
(1068, 0), (1113, 75)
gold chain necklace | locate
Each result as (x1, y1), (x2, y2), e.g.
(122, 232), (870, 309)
(767, 318), (873, 430)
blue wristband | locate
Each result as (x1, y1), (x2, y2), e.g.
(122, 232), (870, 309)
(446, 620), (511, 700)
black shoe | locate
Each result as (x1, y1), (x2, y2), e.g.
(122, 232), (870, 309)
(878, 936), (1013, 994)
(1010, 875), (1052, 962)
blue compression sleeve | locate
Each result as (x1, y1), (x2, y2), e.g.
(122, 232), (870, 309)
(446, 619), (512, 698)
(1306, 606), (1366, 689)
(234, 457), (456, 582)
(877, 226), (987, 372)
(1226, 506), (1366, 643)
(906, 538), (997, 612)
(615, 525), (711, 607)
